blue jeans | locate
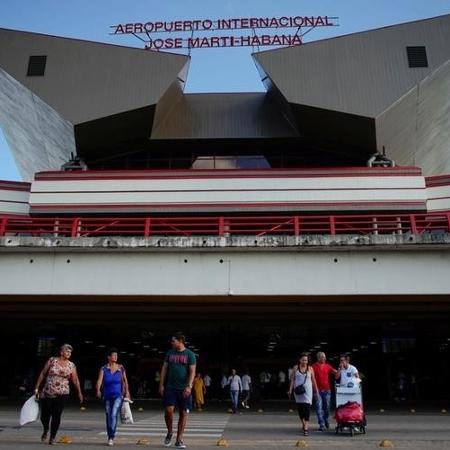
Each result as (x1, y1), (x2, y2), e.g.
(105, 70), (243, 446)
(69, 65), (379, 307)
(230, 390), (240, 412)
(315, 391), (331, 427)
(104, 396), (123, 439)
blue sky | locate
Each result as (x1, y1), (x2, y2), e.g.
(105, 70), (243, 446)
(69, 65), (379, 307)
(1, 0), (450, 181)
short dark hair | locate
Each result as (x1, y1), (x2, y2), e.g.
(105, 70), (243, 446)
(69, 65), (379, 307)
(107, 347), (118, 356)
(299, 353), (309, 362)
(172, 332), (186, 343)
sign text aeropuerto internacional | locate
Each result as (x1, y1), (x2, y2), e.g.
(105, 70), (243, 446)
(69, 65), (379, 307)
(111, 15), (339, 50)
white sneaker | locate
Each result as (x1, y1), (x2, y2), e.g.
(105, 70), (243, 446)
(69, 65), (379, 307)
(108, 438), (114, 446)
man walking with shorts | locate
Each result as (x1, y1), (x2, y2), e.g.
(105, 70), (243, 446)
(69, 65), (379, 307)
(159, 332), (196, 449)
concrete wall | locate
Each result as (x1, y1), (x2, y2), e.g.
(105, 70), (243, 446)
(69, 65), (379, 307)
(0, 68), (75, 181)
(0, 243), (449, 296)
(0, 28), (190, 124)
(254, 14), (450, 118)
(28, 168), (426, 214)
(376, 60), (450, 176)
(0, 180), (30, 215)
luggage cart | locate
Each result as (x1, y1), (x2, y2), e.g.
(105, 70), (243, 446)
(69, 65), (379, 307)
(335, 383), (366, 436)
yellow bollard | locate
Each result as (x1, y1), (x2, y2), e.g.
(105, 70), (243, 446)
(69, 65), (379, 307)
(295, 440), (308, 448)
(136, 438), (150, 445)
(57, 436), (73, 444)
(217, 437), (229, 447)
(379, 440), (394, 448)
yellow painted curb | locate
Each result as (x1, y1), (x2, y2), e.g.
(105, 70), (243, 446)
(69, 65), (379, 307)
(217, 437), (229, 447)
(57, 435), (73, 444)
(379, 440), (394, 448)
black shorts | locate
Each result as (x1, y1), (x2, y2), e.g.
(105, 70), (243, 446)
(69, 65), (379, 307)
(163, 387), (192, 412)
(296, 402), (311, 421)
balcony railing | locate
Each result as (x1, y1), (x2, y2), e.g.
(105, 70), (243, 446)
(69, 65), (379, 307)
(1, 213), (450, 239)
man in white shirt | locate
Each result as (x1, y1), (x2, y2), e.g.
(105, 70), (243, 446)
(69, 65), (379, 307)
(241, 372), (252, 409)
(203, 374), (211, 403)
(335, 355), (359, 386)
(227, 369), (242, 413)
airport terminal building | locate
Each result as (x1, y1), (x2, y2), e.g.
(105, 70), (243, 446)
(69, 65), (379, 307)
(0, 15), (450, 404)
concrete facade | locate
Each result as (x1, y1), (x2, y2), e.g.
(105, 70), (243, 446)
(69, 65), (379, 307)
(0, 68), (75, 180)
(0, 234), (449, 297)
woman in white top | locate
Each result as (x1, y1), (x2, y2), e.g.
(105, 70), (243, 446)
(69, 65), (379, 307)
(227, 369), (242, 413)
(289, 353), (320, 436)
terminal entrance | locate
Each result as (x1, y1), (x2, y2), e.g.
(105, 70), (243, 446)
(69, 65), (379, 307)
(1, 295), (449, 406)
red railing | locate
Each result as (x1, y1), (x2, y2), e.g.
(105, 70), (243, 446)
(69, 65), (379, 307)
(0, 213), (449, 238)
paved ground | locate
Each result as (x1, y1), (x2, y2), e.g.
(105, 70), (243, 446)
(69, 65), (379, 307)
(1, 403), (450, 449)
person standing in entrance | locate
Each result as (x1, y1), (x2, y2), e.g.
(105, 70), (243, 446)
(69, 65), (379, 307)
(312, 352), (337, 431)
(288, 353), (320, 436)
(227, 369), (242, 413)
(241, 371), (252, 409)
(96, 348), (131, 447)
(159, 332), (196, 449)
(34, 344), (83, 445)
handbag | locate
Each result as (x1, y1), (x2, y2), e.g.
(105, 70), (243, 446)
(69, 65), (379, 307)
(294, 366), (307, 395)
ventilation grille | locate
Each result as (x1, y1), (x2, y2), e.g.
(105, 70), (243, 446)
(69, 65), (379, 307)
(27, 55), (47, 76)
(406, 46), (428, 68)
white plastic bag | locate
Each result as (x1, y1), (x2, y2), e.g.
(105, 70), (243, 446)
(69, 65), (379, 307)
(20, 395), (40, 426)
(120, 399), (133, 424)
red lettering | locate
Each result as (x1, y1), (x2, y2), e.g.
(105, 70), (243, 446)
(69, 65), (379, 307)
(124, 23), (134, 34)
(316, 16), (325, 26)
(114, 24), (125, 34)
(154, 22), (164, 31)
(134, 23), (143, 34)
(202, 19), (213, 30)
(144, 22), (154, 33)
(210, 37), (220, 47)
(175, 38), (183, 48)
(241, 18), (249, 28)
(174, 21), (183, 31)
(279, 17), (289, 27)
(261, 35), (271, 46)
(304, 17), (315, 27)
(183, 21), (192, 31)
(188, 37), (200, 48)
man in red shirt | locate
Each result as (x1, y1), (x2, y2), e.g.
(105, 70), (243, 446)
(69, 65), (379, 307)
(312, 352), (337, 431)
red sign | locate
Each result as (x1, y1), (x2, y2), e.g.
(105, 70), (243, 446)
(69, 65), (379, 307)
(110, 15), (338, 50)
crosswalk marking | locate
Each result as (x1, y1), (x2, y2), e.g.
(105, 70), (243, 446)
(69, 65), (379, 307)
(99, 413), (230, 440)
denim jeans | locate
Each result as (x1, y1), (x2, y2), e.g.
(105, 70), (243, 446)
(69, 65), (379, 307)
(230, 390), (240, 412)
(315, 391), (331, 427)
(104, 396), (123, 439)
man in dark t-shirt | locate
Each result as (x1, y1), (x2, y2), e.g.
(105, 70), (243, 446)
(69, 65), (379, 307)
(159, 332), (196, 449)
